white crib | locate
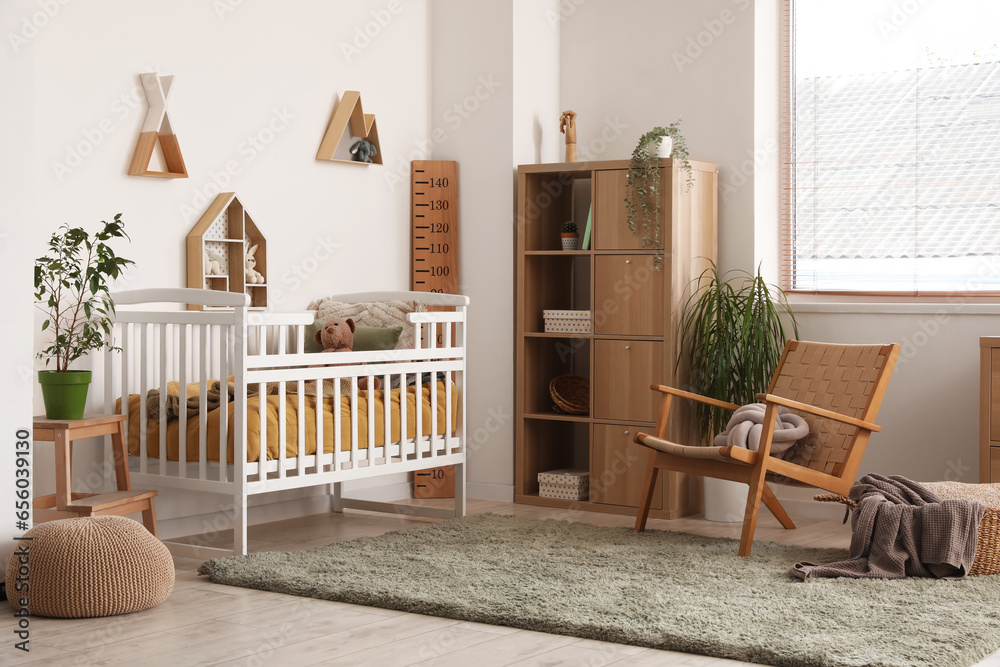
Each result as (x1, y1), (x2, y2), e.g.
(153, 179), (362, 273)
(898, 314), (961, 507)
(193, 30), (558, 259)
(102, 288), (467, 556)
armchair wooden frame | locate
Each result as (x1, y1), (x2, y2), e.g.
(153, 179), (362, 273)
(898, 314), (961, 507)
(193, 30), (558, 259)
(634, 340), (900, 556)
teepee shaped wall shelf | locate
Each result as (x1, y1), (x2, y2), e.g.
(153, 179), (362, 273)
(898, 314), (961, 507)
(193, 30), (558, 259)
(186, 192), (268, 311)
(316, 90), (383, 165)
(128, 72), (188, 178)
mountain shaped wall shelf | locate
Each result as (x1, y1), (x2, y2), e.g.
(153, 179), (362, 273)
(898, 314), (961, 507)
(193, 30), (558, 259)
(316, 90), (383, 165)
(128, 72), (188, 178)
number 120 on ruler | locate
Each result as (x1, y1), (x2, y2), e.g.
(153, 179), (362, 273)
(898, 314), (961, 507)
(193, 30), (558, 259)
(411, 161), (458, 296)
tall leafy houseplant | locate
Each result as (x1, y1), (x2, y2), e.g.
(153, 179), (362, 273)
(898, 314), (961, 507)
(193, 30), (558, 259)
(624, 120), (693, 260)
(678, 263), (799, 442)
(34, 215), (134, 419)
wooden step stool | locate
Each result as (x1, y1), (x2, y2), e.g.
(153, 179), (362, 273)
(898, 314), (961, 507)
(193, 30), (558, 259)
(33, 414), (159, 536)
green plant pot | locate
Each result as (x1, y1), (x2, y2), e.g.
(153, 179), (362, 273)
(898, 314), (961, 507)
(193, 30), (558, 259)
(38, 370), (92, 420)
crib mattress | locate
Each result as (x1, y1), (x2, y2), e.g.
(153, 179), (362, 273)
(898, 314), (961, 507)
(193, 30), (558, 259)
(119, 381), (457, 464)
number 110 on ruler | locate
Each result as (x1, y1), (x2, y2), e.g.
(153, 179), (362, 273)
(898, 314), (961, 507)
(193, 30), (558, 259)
(411, 161), (458, 296)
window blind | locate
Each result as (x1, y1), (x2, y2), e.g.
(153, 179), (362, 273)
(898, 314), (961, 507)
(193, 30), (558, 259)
(780, 0), (1000, 294)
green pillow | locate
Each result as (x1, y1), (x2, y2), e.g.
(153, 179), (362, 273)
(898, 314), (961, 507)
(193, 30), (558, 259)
(305, 318), (403, 353)
(354, 325), (403, 351)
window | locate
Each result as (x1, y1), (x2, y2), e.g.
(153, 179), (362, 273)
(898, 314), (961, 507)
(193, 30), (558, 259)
(781, 0), (1000, 294)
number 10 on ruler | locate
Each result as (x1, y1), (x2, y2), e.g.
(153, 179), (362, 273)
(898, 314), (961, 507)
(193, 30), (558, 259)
(411, 161), (458, 295)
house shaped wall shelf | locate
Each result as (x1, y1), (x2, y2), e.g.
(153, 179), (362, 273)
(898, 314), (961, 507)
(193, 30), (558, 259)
(316, 90), (383, 165)
(186, 192), (268, 311)
(128, 72), (188, 178)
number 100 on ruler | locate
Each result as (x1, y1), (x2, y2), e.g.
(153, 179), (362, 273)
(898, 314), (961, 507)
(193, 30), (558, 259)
(411, 161), (458, 295)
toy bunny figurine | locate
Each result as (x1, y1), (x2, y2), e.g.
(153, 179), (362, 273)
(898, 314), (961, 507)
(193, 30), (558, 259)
(244, 242), (264, 284)
(205, 248), (224, 276)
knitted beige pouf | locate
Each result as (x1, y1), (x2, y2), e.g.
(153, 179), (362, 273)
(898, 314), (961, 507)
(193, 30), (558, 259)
(6, 516), (174, 618)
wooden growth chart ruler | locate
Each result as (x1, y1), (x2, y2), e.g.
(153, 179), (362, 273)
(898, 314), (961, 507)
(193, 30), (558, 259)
(411, 160), (459, 499)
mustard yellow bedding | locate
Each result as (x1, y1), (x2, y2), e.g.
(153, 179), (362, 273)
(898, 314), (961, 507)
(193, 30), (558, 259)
(119, 381), (457, 464)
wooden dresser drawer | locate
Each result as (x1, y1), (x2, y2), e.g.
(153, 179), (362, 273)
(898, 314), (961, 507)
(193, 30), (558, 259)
(591, 423), (662, 508)
(593, 169), (665, 250)
(594, 340), (662, 422)
(594, 255), (664, 336)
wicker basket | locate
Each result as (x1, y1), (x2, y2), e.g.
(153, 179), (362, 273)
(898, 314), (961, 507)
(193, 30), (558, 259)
(815, 482), (1000, 576)
(549, 374), (589, 415)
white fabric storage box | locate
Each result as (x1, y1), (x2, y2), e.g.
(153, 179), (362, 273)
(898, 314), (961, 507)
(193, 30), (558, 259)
(538, 469), (589, 501)
(543, 310), (591, 334)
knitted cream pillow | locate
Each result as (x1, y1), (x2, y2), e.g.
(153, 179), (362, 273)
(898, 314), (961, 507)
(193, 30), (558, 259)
(6, 516), (174, 618)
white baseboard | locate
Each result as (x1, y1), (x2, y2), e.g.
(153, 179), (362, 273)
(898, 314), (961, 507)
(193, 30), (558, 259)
(467, 482), (514, 502)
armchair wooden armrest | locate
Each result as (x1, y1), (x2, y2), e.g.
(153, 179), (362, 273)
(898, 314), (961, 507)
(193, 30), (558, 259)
(755, 393), (881, 433)
(651, 385), (740, 411)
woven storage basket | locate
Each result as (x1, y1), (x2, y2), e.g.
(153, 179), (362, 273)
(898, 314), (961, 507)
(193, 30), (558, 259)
(6, 516), (174, 617)
(815, 481), (1000, 576)
(549, 374), (589, 415)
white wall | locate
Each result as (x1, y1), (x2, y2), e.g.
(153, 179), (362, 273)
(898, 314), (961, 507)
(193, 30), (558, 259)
(559, 0), (757, 272)
(430, 0), (516, 500)
(7, 0), (434, 536)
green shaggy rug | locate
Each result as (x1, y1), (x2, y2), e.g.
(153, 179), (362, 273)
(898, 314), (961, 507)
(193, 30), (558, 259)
(198, 513), (1000, 667)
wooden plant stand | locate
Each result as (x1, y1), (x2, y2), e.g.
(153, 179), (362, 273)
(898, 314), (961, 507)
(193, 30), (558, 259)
(32, 414), (159, 536)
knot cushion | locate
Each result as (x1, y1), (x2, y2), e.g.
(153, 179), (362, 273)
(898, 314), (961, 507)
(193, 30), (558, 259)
(6, 516), (174, 618)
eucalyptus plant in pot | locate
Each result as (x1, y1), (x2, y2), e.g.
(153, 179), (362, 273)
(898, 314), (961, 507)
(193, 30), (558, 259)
(34, 215), (134, 419)
(677, 262), (798, 521)
(624, 120), (693, 260)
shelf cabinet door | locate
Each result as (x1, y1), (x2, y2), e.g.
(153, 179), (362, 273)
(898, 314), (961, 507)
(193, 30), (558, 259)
(591, 424), (662, 508)
(594, 255), (664, 336)
(594, 169), (665, 250)
(594, 340), (663, 422)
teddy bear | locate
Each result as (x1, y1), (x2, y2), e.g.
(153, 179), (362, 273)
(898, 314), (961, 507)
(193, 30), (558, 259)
(314, 318), (381, 390)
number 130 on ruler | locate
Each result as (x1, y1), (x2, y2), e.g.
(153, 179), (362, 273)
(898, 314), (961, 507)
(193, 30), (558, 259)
(411, 161), (458, 296)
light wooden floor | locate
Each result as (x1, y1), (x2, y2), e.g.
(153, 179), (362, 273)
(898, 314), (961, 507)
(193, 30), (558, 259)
(4, 499), (1000, 667)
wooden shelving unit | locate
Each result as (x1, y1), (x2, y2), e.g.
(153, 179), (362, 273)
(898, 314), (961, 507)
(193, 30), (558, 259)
(515, 158), (719, 518)
(186, 192), (268, 311)
(316, 91), (382, 166)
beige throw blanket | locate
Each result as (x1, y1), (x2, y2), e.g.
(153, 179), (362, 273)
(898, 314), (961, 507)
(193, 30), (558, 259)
(792, 474), (985, 580)
(713, 403), (808, 458)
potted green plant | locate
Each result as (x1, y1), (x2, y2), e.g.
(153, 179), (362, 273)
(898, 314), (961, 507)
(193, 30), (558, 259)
(624, 120), (694, 259)
(561, 221), (579, 251)
(34, 215), (135, 419)
(677, 262), (798, 521)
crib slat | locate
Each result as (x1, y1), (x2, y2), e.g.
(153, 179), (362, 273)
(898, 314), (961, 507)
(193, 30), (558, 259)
(259, 380), (267, 484)
(119, 322), (131, 475)
(277, 379), (287, 479)
(382, 373), (390, 463)
(415, 369), (423, 458)
(219, 325), (229, 483)
(328, 375), (336, 472)
(199, 324), (209, 481)
(430, 325), (438, 460)
(446, 365), (453, 453)
(350, 377), (359, 468)
(159, 324), (168, 474)
(366, 376), (375, 463)
(138, 324), (148, 475)
(296, 327), (307, 476)
(178, 324), (188, 477)
(399, 372), (408, 453)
